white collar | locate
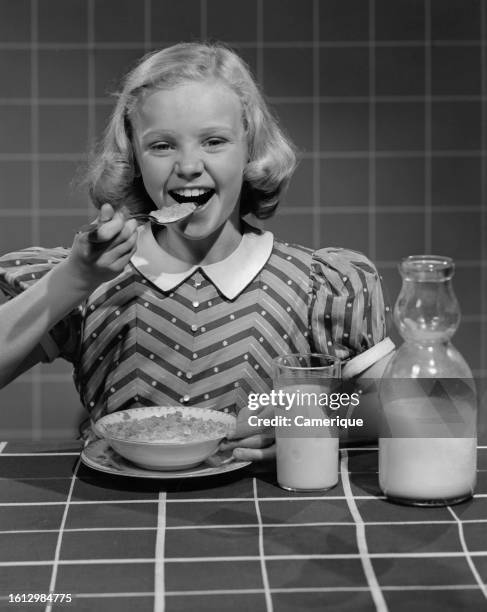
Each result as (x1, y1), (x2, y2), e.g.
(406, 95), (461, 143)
(130, 223), (274, 299)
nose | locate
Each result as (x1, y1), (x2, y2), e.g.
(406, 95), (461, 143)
(174, 147), (204, 180)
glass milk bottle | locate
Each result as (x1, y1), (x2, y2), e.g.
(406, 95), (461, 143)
(379, 256), (477, 506)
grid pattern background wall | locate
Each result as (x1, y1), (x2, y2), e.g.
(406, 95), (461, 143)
(0, 0), (485, 439)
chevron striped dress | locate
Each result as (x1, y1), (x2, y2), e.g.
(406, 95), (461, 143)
(0, 227), (388, 426)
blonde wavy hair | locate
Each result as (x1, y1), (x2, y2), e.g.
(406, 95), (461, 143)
(84, 41), (297, 219)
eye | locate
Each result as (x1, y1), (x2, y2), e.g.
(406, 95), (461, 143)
(204, 137), (227, 148)
(149, 142), (173, 153)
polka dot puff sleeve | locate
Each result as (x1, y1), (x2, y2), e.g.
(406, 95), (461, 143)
(0, 247), (82, 363)
(309, 248), (389, 362)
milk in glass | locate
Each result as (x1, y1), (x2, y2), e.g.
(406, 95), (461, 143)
(273, 355), (341, 492)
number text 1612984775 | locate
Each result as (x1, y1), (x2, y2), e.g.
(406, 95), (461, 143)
(8, 593), (72, 604)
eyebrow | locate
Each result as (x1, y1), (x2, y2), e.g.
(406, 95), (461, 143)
(140, 125), (238, 140)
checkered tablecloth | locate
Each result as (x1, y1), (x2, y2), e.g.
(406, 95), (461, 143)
(0, 441), (486, 612)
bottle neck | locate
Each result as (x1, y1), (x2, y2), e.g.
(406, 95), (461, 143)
(395, 277), (460, 343)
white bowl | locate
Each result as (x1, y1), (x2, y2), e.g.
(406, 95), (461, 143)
(93, 406), (237, 471)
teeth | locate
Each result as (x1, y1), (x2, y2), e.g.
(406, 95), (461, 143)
(174, 188), (210, 198)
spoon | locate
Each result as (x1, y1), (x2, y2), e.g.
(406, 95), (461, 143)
(78, 202), (197, 243)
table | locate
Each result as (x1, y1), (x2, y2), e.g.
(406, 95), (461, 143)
(0, 441), (486, 612)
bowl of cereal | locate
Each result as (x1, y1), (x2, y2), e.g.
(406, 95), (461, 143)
(93, 406), (237, 471)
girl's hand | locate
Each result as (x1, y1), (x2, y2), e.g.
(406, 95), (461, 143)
(67, 203), (139, 291)
(220, 403), (276, 462)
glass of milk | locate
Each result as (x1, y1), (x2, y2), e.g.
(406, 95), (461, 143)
(273, 354), (341, 491)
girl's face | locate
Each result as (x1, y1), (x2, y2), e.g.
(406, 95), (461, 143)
(131, 79), (248, 241)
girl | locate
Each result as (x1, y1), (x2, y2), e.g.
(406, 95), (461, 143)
(0, 42), (393, 460)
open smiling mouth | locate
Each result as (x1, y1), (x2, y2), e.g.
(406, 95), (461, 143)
(169, 188), (215, 207)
